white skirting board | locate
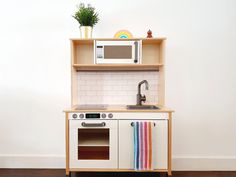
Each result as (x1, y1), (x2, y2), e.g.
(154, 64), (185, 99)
(0, 155), (236, 170)
(173, 156), (236, 171)
(0, 154), (65, 168)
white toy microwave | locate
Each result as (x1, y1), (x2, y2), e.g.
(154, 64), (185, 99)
(95, 40), (141, 64)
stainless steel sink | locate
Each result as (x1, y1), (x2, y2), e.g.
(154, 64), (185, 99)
(126, 105), (160, 110)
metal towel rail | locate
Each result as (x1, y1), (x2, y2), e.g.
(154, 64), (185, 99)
(130, 122), (156, 127)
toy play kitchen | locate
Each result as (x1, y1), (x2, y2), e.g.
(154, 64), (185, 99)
(64, 38), (174, 176)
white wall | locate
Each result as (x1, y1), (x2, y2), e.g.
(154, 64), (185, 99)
(0, 0), (236, 170)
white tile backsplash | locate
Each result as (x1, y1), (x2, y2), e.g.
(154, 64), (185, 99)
(77, 71), (159, 105)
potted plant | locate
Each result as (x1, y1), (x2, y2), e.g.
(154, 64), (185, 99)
(73, 3), (99, 38)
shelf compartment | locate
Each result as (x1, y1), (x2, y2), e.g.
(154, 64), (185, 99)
(73, 43), (94, 64)
(142, 44), (161, 64)
(78, 146), (109, 160)
(78, 129), (109, 146)
(73, 64), (163, 71)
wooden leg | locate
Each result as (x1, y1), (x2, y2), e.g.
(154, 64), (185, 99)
(168, 113), (172, 176)
(66, 170), (71, 177)
(65, 113), (70, 177)
(167, 171), (172, 176)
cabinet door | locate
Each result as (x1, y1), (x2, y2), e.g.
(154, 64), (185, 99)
(69, 120), (118, 168)
(119, 120), (168, 170)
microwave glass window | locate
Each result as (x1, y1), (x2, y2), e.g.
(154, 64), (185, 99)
(104, 46), (132, 59)
(77, 128), (109, 160)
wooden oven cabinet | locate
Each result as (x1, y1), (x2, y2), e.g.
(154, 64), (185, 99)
(64, 111), (173, 176)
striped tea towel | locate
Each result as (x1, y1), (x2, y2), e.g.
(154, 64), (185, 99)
(134, 122), (153, 170)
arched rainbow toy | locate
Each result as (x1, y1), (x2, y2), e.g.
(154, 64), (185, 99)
(114, 30), (133, 38)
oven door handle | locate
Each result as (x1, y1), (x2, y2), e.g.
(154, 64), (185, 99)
(81, 122), (106, 127)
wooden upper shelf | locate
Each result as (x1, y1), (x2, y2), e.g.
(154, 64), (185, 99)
(71, 38), (166, 44)
(71, 38), (165, 71)
(73, 64), (163, 71)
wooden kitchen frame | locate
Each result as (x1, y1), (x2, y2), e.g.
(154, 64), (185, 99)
(70, 38), (166, 106)
(64, 38), (174, 176)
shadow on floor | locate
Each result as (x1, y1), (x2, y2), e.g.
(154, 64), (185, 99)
(73, 172), (163, 177)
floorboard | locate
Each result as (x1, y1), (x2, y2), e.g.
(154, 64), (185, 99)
(0, 169), (235, 177)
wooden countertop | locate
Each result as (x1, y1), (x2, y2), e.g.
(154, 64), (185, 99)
(63, 105), (174, 113)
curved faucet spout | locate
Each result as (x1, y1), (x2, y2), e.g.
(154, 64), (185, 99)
(137, 80), (149, 105)
(138, 80), (149, 94)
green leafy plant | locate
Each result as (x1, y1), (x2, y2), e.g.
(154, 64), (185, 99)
(73, 3), (99, 27)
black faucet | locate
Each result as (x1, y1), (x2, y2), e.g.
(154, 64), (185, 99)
(136, 80), (149, 105)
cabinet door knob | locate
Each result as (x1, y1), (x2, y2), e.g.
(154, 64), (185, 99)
(79, 114), (84, 119)
(101, 113), (106, 118)
(108, 113), (113, 118)
(72, 114), (78, 119)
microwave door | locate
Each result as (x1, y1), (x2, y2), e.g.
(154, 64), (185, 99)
(96, 41), (138, 64)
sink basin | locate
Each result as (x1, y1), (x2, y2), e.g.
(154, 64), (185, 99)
(126, 105), (160, 110)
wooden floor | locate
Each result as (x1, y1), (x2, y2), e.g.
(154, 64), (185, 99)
(0, 169), (236, 177)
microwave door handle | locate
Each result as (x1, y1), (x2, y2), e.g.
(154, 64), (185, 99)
(134, 41), (138, 63)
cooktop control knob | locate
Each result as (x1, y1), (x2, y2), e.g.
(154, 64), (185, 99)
(101, 113), (106, 118)
(79, 114), (84, 119)
(72, 114), (78, 119)
(108, 113), (113, 118)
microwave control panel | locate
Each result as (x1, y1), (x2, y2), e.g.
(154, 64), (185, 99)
(96, 46), (103, 58)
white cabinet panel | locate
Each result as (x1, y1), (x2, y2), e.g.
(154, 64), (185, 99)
(119, 120), (168, 170)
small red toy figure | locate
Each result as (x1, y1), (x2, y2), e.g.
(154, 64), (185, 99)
(147, 29), (153, 38)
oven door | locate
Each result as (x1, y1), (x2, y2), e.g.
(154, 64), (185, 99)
(69, 120), (118, 168)
(95, 40), (140, 64)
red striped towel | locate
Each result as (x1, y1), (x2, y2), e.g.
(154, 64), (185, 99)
(134, 122), (153, 170)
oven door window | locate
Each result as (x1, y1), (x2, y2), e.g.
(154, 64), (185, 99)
(104, 46), (132, 59)
(77, 128), (109, 160)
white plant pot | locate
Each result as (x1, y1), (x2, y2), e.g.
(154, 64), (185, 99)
(80, 26), (93, 38)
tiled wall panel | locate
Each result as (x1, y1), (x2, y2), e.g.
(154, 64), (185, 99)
(77, 71), (159, 105)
